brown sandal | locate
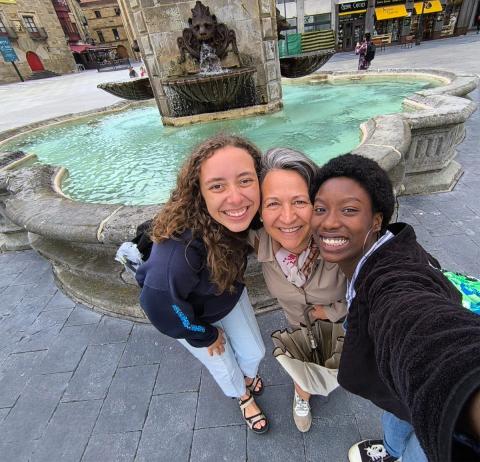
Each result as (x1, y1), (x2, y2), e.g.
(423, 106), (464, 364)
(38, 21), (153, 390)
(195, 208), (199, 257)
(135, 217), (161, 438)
(245, 375), (264, 396)
(239, 395), (269, 434)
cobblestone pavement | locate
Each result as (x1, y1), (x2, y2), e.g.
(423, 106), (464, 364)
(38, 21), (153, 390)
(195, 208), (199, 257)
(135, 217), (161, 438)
(0, 36), (479, 461)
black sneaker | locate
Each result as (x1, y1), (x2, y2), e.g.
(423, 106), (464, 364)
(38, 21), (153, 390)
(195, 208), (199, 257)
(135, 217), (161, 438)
(348, 439), (399, 462)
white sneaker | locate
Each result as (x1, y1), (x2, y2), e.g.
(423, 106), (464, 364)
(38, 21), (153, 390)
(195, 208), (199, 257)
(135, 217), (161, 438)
(348, 440), (398, 462)
(293, 391), (312, 432)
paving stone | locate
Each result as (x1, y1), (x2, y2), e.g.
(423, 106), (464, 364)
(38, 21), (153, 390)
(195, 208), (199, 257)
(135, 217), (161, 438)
(153, 340), (201, 395)
(195, 368), (244, 428)
(135, 393), (197, 462)
(38, 324), (98, 374)
(62, 342), (125, 402)
(44, 290), (76, 310)
(81, 431), (141, 462)
(191, 425), (246, 462)
(12, 308), (72, 353)
(89, 316), (133, 345)
(0, 271), (24, 287)
(10, 261), (51, 286)
(120, 323), (174, 367)
(310, 386), (356, 419)
(0, 439), (37, 462)
(346, 392), (383, 441)
(30, 400), (103, 462)
(246, 384), (305, 462)
(0, 284), (31, 311)
(93, 364), (158, 434)
(0, 407), (10, 423)
(0, 349), (48, 408)
(0, 371), (71, 443)
(255, 309), (291, 387)
(65, 304), (102, 326)
(21, 281), (58, 300)
(304, 414), (361, 462)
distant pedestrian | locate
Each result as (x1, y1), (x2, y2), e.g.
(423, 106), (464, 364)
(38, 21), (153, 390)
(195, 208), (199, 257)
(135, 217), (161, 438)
(355, 32), (375, 70)
(128, 66), (138, 78)
(477, 15), (480, 34)
(139, 66), (146, 77)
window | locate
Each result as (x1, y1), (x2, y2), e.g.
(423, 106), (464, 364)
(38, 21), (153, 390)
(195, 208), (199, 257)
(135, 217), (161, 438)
(114, 7), (121, 16)
(97, 30), (105, 43)
(304, 13), (332, 32)
(0, 17), (7, 34)
(23, 16), (38, 33)
(112, 28), (120, 40)
(94, 10), (101, 18)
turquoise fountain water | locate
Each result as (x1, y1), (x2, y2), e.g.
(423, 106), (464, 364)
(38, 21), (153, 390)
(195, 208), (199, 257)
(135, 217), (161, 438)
(3, 80), (432, 205)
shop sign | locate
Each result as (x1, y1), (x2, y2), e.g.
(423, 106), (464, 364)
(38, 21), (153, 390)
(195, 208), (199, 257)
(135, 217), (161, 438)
(0, 37), (18, 62)
(338, 1), (367, 15)
(0, 0), (17, 3)
(376, 0), (407, 5)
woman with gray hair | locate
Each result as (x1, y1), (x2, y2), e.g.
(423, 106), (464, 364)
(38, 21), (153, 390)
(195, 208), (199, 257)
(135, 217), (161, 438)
(249, 147), (347, 432)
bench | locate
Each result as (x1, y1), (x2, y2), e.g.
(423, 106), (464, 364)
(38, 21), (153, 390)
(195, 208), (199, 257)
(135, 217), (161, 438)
(371, 34), (392, 51)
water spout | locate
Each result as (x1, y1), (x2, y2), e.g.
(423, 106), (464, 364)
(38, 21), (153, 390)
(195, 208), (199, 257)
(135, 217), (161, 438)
(199, 43), (225, 75)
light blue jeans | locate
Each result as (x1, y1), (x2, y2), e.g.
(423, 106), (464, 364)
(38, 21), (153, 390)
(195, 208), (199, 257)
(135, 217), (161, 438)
(382, 412), (428, 462)
(178, 288), (266, 398)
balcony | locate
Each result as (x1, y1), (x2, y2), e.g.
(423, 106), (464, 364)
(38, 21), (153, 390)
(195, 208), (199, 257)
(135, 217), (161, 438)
(51, 0), (70, 12)
(0, 27), (18, 40)
(28, 27), (48, 41)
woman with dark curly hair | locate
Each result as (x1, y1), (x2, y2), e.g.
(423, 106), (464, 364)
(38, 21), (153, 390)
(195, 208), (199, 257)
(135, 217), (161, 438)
(136, 134), (268, 433)
(311, 153), (480, 462)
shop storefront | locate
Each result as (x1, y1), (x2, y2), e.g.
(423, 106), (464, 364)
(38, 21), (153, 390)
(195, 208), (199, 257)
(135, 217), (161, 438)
(336, 0), (368, 50)
(409, 1), (444, 40)
(373, 0), (410, 43)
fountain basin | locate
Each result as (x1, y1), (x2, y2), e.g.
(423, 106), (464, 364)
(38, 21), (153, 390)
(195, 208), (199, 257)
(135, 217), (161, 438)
(0, 69), (477, 320)
(280, 50), (335, 78)
(162, 67), (256, 104)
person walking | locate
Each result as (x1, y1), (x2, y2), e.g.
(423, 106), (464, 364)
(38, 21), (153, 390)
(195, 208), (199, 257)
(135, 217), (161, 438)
(355, 33), (375, 70)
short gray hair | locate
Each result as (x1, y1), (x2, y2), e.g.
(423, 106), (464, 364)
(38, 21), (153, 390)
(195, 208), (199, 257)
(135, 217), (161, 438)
(260, 147), (319, 198)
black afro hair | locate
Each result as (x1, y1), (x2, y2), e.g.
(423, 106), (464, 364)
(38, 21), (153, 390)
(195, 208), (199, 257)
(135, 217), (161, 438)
(313, 153), (395, 233)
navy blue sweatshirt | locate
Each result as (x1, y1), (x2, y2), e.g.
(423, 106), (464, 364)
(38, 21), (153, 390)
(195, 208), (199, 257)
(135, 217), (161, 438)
(135, 232), (244, 348)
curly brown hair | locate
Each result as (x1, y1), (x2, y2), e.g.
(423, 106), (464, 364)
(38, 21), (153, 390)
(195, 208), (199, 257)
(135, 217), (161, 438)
(151, 134), (262, 293)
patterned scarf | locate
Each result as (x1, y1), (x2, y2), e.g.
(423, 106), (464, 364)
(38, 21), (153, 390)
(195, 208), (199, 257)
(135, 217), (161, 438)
(275, 237), (320, 287)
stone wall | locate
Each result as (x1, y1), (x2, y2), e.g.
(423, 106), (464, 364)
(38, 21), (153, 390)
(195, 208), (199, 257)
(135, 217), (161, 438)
(0, 0), (76, 84)
(127, 0), (283, 120)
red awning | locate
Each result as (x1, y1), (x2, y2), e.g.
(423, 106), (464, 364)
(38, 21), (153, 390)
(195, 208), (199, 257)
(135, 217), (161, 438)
(69, 44), (93, 53)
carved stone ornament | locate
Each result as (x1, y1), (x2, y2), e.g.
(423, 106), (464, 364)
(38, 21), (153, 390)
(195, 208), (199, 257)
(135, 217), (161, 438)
(177, 1), (239, 63)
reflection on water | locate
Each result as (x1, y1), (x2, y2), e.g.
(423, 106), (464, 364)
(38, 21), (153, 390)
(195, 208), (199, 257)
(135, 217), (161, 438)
(2, 80), (431, 205)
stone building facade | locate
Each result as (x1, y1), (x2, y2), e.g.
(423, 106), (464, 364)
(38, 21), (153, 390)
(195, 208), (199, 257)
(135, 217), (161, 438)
(0, 0), (76, 84)
(79, 0), (134, 58)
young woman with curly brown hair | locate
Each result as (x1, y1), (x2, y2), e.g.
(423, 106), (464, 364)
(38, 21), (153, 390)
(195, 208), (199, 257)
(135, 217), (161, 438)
(136, 134), (269, 433)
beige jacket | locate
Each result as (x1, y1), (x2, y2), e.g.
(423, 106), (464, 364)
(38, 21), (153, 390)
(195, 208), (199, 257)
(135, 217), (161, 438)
(249, 228), (347, 327)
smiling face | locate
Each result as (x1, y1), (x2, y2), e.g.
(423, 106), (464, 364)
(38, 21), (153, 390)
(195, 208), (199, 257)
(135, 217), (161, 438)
(199, 145), (260, 233)
(311, 177), (382, 278)
(261, 169), (313, 254)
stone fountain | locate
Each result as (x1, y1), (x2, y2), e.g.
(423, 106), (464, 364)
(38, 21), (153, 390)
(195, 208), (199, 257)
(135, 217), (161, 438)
(100, 1), (283, 126)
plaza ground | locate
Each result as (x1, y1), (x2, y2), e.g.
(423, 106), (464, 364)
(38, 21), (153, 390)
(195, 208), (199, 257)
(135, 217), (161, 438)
(0, 33), (480, 461)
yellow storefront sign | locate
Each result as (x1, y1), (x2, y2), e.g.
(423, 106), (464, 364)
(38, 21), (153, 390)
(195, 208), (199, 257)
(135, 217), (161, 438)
(0, 0), (17, 4)
(414, 0), (443, 15)
(375, 4), (408, 20)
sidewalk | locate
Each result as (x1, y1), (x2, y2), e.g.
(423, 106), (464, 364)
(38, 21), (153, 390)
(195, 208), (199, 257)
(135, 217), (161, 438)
(0, 37), (480, 461)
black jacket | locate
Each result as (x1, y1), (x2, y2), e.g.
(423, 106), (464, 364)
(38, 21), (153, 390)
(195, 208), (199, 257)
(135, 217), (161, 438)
(338, 222), (480, 462)
(136, 231), (243, 348)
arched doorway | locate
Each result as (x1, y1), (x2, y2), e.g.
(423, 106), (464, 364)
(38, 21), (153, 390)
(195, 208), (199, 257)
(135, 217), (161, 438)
(26, 51), (44, 71)
(117, 45), (129, 59)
